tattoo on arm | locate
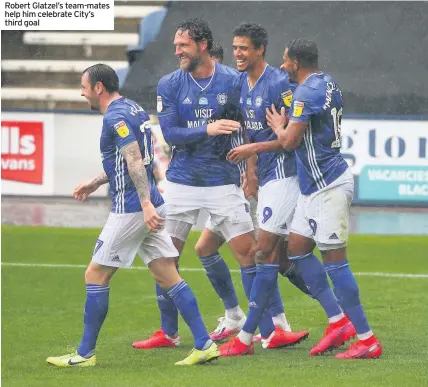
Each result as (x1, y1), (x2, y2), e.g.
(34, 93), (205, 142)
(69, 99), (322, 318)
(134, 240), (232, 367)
(120, 141), (151, 203)
(91, 172), (108, 187)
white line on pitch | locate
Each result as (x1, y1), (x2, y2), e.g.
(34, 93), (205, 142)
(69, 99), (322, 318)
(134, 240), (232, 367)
(1, 262), (428, 279)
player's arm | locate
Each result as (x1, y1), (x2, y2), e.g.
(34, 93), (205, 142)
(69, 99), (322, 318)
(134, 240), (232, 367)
(120, 141), (164, 232)
(120, 141), (150, 203)
(267, 84), (313, 151)
(157, 78), (239, 146)
(111, 117), (163, 231)
(266, 77), (303, 151)
(72, 171), (108, 201)
(226, 133), (285, 164)
(243, 153), (259, 199)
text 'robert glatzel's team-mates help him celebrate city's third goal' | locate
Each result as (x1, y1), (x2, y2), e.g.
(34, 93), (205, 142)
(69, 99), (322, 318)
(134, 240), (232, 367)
(4, 1), (110, 26)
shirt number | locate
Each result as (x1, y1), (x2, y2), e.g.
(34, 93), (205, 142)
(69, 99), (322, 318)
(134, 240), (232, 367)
(331, 107), (343, 148)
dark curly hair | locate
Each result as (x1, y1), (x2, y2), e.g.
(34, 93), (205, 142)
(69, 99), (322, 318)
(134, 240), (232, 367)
(209, 41), (224, 62)
(232, 22), (268, 57)
(176, 18), (213, 51)
(287, 39), (318, 68)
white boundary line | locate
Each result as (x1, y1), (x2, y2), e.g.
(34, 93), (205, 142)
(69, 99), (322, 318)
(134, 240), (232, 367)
(2, 262), (428, 279)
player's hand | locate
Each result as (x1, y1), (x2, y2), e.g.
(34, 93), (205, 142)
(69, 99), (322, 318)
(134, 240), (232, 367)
(266, 104), (288, 135)
(72, 180), (98, 202)
(207, 120), (240, 136)
(142, 201), (165, 232)
(227, 144), (255, 164)
(242, 172), (258, 200)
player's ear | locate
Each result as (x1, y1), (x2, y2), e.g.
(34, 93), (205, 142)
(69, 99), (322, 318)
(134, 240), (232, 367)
(94, 81), (103, 95)
(199, 39), (208, 52)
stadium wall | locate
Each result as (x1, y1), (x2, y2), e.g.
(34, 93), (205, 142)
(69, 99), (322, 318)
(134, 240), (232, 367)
(1, 110), (427, 206)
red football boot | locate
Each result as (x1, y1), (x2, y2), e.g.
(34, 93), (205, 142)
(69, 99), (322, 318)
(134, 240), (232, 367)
(132, 329), (180, 349)
(262, 327), (309, 349)
(219, 336), (254, 357)
(310, 317), (357, 356)
(336, 335), (382, 359)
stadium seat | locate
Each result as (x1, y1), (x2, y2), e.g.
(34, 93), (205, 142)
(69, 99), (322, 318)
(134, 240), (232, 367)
(126, 8), (168, 61)
(23, 32), (139, 46)
(1, 60), (128, 73)
(114, 5), (164, 18)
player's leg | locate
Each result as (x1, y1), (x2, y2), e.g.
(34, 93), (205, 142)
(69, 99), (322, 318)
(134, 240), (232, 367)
(140, 230), (219, 365)
(133, 206), (197, 349)
(47, 212), (143, 367)
(287, 192), (358, 356)
(279, 239), (312, 297)
(221, 179), (308, 355)
(314, 172), (381, 359)
(256, 178), (309, 337)
(195, 221), (246, 341)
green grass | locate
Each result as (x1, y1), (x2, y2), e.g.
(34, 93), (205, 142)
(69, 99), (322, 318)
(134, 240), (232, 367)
(2, 226), (428, 387)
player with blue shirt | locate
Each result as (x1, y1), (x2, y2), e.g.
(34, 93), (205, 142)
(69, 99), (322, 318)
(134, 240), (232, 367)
(198, 40), (310, 344)
(46, 64), (219, 367)
(132, 18), (259, 350)
(219, 23), (309, 356)
(266, 39), (382, 359)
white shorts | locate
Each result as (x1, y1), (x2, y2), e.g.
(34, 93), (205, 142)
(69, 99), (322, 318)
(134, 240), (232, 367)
(291, 168), (354, 250)
(164, 181), (253, 242)
(257, 176), (300, 236)
(205, 194), (258, 241)
(92, 205), (178, 268)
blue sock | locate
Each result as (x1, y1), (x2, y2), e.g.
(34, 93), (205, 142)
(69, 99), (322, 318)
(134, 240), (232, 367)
(240, 265), (256, 299)
(167, 280), (210, 350)
(156, 283), (178, 336)
(291, 253), (343, 319)
(268, 282), (285, 317)
(242, 264), (279, 336)
(324, 260), (371, 334)
(77, 284), (109, 357)
(259, 281), (282, 338)
(200, 253), (239, 309)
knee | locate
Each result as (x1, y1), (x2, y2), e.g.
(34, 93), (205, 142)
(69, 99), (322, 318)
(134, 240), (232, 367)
(254, 245), (274, 265)
(195, 239), (215, 257)
(85, 264), (113, 285)
(235, 243), (256, 266)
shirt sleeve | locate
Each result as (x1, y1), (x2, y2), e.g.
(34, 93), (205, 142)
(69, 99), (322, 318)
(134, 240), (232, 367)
(157, 76), (207, 146)
(104, 115), (138, 149)
(271, 75), (296, 115)
(289, 85), (322, 123)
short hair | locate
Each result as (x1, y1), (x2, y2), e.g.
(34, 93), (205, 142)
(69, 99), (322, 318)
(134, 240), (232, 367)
(287, 39), (319, 68)
(176, 18), (213, 51)
(209, 41), (224, 62)
(82, 63), (119, 93)
(232, 22), (268, 57)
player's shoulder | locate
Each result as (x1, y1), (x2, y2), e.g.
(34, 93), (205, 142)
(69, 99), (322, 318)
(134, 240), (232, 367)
(294, 73), (327, 101)
(265, 66), (293, 88)
(216, 62), (240, 77)
(303, 72), (340, 93)
(158, 69), (183, 92)
(103, 98), (133, 126)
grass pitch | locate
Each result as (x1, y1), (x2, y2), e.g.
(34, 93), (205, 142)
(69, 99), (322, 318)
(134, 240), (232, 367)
(2, 226), (428, 387)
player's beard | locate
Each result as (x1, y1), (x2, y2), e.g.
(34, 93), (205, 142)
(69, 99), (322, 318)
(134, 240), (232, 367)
(180, 54), (201, 73)
(287, 65), (298, 82)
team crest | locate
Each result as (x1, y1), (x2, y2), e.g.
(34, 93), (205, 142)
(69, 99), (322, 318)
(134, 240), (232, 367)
(246, 97), (252, 106)
(216, 93), (228, 105)
(281, 90), (293, 107)
(293, 101), (304, 117)
(255, 96), (263, 107)
(156, 96), (163, 112)
(114, 121), (129, 138)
